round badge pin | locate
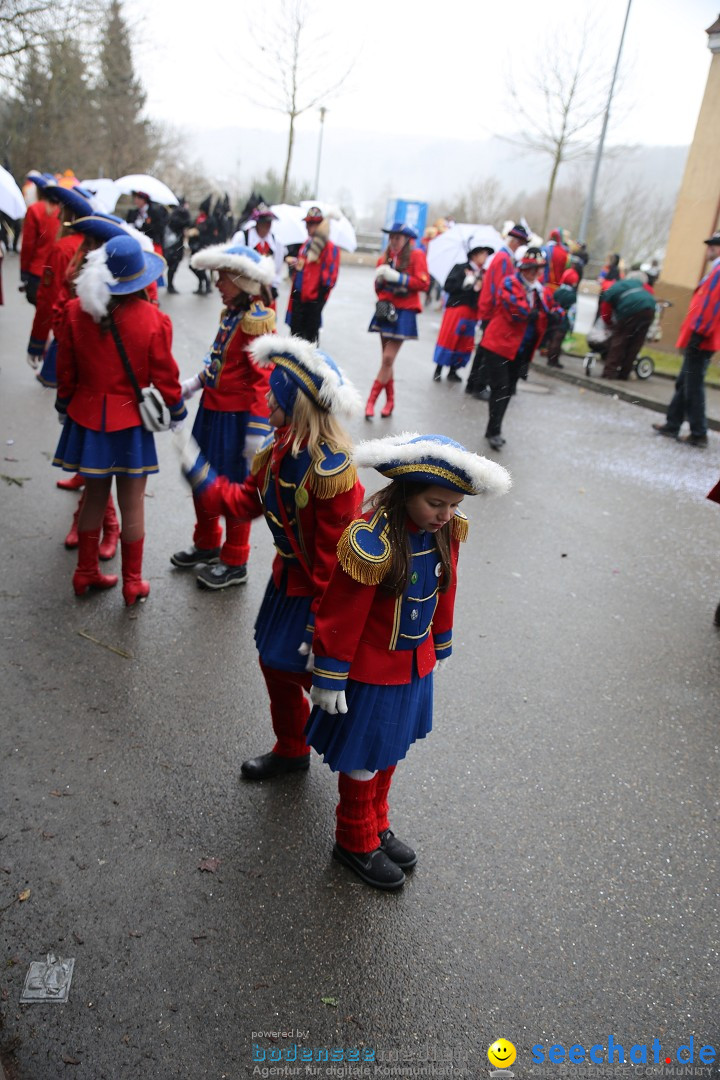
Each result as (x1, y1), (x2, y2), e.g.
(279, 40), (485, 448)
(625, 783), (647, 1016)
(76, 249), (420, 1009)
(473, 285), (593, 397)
(295, 487), (309, 508)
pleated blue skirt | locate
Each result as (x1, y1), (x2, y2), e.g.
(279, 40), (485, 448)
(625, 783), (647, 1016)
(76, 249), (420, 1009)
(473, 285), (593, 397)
(254, 577), (313, 673)
(192, 402), (249, 484)
(305, 664), (433, 773)
(53, 419), (158, 477)
(37, 338), (58, 388)
(368, 309), (418, 340)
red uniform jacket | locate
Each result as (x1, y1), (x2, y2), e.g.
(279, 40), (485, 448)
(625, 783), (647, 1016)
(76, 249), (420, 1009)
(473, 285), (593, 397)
(375, 246), (430, 312)
(677, 260), (720, 353)
(481, 274), (549, 360)
(197, 305), (274, 415)
(543, 240), (569, 294)
(20, 201), (60, 277)
(293, 239), (340, 302)
(198, 432), (363, 612)
(478, 247), (515, 322)
(56, 297), (185, 431)
(312, 515), (460, 686)
(32, 234), (84, 349)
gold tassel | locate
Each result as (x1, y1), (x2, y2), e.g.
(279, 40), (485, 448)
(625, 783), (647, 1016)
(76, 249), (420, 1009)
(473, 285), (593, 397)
(251, 443), (273, 476)
(308, 464), (358, 500)
(451, 514), (469, 543)
(336, 524), (391, 586)
(241, 306), (276, 336)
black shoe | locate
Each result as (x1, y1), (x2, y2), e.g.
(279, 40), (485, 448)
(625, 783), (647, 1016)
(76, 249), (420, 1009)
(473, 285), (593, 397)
(379, 829), (417, 869)
(473, 386), (491, 401)
(332, 843), (405, 890)
(167, 285), (178, 294)
(196, 562), (248, 589)
(447, 369), (462, 383)
(241, 751), (310, 781)
(547, 360), (564, 369)
(170, 545), (221, 568)
(433, 365), (442, 382)
(486, 434), (504, 451)
(681, 434), (708, 448)
(714, 601), (720, 628)
(652, 423), (679, 438)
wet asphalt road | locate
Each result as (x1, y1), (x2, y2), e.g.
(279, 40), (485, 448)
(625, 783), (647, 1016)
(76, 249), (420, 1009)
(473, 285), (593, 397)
(1, 256), (719, 1079)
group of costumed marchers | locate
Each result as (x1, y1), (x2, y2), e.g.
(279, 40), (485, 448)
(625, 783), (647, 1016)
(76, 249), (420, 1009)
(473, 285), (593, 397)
(179, 344), (511, 888)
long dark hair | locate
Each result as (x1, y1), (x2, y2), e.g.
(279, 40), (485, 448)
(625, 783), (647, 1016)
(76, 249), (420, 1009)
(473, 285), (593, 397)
(368, 480), (453, 596)
(383, 237), (413, 273)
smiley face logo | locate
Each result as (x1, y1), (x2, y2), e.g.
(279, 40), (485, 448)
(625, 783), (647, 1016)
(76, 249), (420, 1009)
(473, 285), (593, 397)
(488, 1039), (516, 1069)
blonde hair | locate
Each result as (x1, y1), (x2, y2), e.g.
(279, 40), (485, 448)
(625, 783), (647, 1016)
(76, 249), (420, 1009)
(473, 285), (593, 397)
(288, 391), (353, 463)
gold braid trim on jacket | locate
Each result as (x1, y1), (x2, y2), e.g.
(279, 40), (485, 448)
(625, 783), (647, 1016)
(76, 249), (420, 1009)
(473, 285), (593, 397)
(451, 510), (469, 543)
(335, 510), (392, 586)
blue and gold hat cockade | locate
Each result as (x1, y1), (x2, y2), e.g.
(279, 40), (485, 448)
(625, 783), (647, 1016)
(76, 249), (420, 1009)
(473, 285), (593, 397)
(353, 433), (512, 497)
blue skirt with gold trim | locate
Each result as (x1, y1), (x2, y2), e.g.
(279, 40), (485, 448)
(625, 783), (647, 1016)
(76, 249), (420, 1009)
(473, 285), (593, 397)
(305, 661), (433, 772)
(368, 309), (418, 340)
(53, 419), (158, 477)
(254, 576), (313, 673)
(192, 402), (249, 484)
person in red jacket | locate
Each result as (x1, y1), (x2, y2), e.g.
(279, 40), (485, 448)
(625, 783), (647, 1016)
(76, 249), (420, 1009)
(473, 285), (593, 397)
(466, 223), (530, 398)
(305, 433), (511, 890)
(653, 232), (720, 448)
(542, 228), (570, 295)
(54, 234), (187, 605)
(31, 185), (95, 384)
(365, 222), (430, 419)
(171, 243), (276, 589)
(285, 207), (340, 343)
(20, 172), (60, 309)
(177, 335), (363, 781)
(481, 248), (549, 450)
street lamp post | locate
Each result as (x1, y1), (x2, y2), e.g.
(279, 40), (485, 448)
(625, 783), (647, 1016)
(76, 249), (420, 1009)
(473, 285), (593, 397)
(314, 106), (327, 199)
(578, 0), (632, 245)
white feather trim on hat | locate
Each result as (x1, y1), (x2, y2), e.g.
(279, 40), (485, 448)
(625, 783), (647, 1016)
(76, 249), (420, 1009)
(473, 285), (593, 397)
(190, 244), (275, 287)
(250, 334), (362, 419)
(354, 431), (513, 496)
(122, 223), (153, 252)
(75, 245), (114, 321)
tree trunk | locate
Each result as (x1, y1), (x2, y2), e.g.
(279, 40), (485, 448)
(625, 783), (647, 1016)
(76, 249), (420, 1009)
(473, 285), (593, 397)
(541, 150), (562, 238)
(281, 113), (296, 203)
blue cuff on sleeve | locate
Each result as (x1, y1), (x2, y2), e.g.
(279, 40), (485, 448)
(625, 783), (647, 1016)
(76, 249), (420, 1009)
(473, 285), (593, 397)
(434, 630), (453, 660)
(169, 400), (188, 420)
(312, 655), (351, 691)
(301, 612), (315, 647)
(184, 450), (218, 496)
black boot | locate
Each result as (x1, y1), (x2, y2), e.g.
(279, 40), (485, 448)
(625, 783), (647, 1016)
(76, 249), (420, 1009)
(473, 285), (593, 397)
(433, 365), (443, 382)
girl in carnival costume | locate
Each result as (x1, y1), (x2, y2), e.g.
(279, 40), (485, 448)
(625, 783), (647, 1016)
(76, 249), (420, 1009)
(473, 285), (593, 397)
(305, 433), (511, 890)
(171, 244), (277, 590)
(54, 234), (187, 605)
(177, 335), (364, 780)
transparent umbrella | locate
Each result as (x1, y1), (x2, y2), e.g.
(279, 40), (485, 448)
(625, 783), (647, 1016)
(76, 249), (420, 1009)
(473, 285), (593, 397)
(427, 223), (503, 287)
(0, 166), (26, 220)
(114, 174), (179, 206)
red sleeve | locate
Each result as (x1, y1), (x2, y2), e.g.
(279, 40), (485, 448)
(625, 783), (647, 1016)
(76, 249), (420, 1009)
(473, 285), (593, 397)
(55, 307), (79, 407)
(201, 470), (265, 522)
(147, 313), (184, 408)
(313, 559), (378, 665)
(431, 539), (460, 642)
(309, 481), (365, 612)
(405, 248), (430, 293)
(20, 207), (39, 274)
(320, 242), (340, 292)
(498, 275), (532, 320)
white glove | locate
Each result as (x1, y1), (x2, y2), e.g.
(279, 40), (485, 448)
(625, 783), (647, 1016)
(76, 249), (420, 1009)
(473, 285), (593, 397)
(26, 353), (41, 371)
(310, 685), (348, 715)
(376, 264), (401, 284)
(170, 418), (185, 433)
(181, 374), (202, 401)
(172, 427), (202, 472)
(463, 272), (477, 288)
(433, 658), (450, 674)
(243, 432), (265, 465)
(298, 642), (315, 672)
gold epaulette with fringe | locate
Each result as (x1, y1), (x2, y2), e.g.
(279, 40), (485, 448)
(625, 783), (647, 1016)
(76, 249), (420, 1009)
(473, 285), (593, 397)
(336, 509), (391, 586)
(307, 444), (357, 500)
(451, 509), (469, 543)
(241, 302), (276, 336)
(250, 434), (275, 476)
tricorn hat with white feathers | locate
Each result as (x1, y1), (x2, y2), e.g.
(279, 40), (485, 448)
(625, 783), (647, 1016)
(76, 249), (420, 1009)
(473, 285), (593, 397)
(250, 334), (362, 419)
(190, 243), (274, 292)
(353, 432), (512, 496)
(75, 234), (166, 321)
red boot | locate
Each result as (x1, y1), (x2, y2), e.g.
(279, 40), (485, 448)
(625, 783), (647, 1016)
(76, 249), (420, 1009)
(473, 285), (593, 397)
(64, 498), (83, 549)
(121, 537), (150, 606)
(365, 380), (383, 420)
(380, 378), (394, 418)
(98, 496), (120, 560)
(73, 531), (119, 596)
(57, 473), (85, 492)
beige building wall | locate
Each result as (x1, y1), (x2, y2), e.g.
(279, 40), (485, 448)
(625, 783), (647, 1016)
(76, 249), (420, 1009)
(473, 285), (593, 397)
(656, 18), (720, 346)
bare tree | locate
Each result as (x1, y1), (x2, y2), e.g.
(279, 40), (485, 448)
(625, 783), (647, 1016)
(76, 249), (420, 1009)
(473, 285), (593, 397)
(446, 176), (506, 229)
(0, 0), (99, 78)
(502, 23), (620, 237)
(244, 0), (353, 202)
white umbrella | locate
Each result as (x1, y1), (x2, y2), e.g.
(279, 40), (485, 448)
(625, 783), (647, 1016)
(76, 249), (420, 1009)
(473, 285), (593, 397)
(81, 178), (122, 214)
(114, 174), (178, 206)
(266, 204), (309, 246)
(299, 201), (357, 252)
(0, 166), (26, 220)
(427, 223), (503, 287)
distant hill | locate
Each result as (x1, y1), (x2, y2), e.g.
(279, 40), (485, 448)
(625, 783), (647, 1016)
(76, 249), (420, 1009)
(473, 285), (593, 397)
(185, 125), (689, 222)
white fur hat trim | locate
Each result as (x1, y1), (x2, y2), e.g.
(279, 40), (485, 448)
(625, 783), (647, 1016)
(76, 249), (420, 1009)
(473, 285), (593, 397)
(190, 245), (275, 287)
(354, 431), (512, 496)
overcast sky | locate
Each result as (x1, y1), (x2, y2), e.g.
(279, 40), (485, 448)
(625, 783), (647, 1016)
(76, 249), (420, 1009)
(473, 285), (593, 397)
(124, 0), (715, 148)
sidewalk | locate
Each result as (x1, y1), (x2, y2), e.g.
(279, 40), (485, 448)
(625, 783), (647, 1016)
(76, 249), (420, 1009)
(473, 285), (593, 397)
(532, 346), (720, 433)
